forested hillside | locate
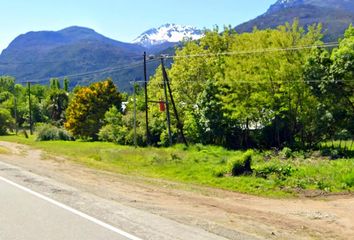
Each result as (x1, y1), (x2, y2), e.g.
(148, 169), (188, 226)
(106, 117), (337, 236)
(1, 21), (353, 150)
(236, 0), (354, 41)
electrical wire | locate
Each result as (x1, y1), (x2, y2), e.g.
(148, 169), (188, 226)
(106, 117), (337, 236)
(0, 53), (144, 65)
(19, 61), (156, 84)
(163, 42), (339, 59)
(1, 42), (342, 84)
(130, 79), (354, 84)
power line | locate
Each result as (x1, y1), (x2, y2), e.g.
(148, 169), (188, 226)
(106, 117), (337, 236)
(1, 42), (341, 85)
(16, 60), (158, 84)
(163, 42), (339, 59)
(130, 79), (354, 84)
(0, 54), (144, 65)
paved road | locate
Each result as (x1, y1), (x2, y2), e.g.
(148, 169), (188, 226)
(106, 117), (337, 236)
(0, 176), (140, 240)
(0, 155), (241, 240)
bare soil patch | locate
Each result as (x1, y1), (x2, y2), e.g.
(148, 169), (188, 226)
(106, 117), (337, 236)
(0, 141), (353, 240)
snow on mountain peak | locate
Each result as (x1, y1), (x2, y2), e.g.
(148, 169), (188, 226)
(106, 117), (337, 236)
(267, 0), (303, 13)
(133, 24), (204, 48)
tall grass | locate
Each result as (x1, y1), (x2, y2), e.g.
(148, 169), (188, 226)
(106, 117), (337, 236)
(1, 135), (353, 197)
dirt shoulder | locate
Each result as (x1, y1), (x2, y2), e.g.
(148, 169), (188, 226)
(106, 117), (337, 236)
(0, 141), (353, 240)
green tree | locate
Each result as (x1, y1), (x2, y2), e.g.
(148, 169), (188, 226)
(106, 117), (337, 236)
(45, 89), (69, 125)
(98, 106), (127, 144)
(222, 21), (322, 148)
(0, 108), (14, 135)
(194, 79), (240, 147)
(147, 28), (234, 146)
(330, 26), (354, 137)
(303, 25), (354, 144)
(63, 78), (69, 92)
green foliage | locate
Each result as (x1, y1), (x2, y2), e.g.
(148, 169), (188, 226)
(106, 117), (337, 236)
(0, 76), (15, 93)
(303, 27), (354, 146)
(255, 164), (295, 180)
(45, 89), (69, 125)
(50, 78), (61, 90)
(147, 21), (335, 149)
(65, 79), (122, 140)
(229, 150), (254, 176)
(280, 147), (293, 159)
(36, 124), (74, 141)
(63, 78), (69, 92)
(0, 22), (353, 152)
(3, 136), (353, 197)
(98, 106), (127, 144)
(0, 108), (15, 135)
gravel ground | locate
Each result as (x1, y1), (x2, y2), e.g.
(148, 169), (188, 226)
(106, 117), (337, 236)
(0, 141), (353, 240)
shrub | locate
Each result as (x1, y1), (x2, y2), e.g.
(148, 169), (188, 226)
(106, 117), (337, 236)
(0, 108), (14, 135)
(280, 147), (293, 159)
(37, 124), (74, 141)
(229, 150), (253, 176)
(213, 166), (228, 178)
(343, 171), (354, 188)
(255, 164), (295, 179)
(320, 148), (342, 159)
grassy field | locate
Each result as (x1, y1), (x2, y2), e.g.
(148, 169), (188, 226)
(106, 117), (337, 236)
(1, 135), (353, 197)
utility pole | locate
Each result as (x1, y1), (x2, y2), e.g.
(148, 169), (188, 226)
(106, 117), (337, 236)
(133, 80), (137, 148)
(14, 96), (18, 135)
(161, 57), (188, 147)
(27, 82), (33, 135)
(143, 52), (150, 145)
(161, 57), (172, 146)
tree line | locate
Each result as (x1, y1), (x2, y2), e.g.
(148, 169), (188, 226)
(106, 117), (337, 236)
(0, 21), (353, 150)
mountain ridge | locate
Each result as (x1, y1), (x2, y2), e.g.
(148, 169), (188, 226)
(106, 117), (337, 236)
(267, 0), (354, 14)
(2, 0), (354, 90)
(0, 26), (147, 90)
(236, 0), (354, 40)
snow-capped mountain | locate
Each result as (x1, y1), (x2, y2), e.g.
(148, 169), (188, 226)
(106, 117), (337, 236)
(267, 0), (305, 13)
(133, 24), (204, 48)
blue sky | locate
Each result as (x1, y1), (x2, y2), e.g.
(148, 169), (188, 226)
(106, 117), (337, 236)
(0, 0), (275, 51)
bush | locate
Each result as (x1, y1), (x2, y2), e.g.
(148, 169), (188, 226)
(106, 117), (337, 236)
(37, 124), (74, 141)
(342, 171), (354, 188)
(255, 164), (295, 179)
(320, 148), (342, 159)
(0, 108), (15, 135)
(280, 147), (293, 159)
(229, 150), (253, 176)
(213, 166), (228, 178)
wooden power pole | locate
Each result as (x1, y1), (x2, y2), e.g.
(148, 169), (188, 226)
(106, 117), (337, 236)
(143, 52), (150, 145)
(161, 57), (173, 146)
(27, 82), (33, 135)
(161, 57), (188, 147)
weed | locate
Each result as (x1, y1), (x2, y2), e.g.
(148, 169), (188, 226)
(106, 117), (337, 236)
(255, 164), (295, 180)
(280, 147), (293, 159)
(230, 151), (253, 176)
(1, 135), (353, 197)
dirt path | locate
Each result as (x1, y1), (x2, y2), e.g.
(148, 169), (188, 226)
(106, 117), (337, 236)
(0, 141), (353, 240)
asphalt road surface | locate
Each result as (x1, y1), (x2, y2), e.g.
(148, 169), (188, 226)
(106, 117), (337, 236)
(0, 176), (140, 240)
(0, 155), (247, 240)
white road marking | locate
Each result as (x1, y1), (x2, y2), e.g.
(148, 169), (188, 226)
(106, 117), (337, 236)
(0, 176), (143, 240)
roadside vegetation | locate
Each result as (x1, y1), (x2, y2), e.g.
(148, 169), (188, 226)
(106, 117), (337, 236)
(0, 20), (353, 197)
(0, 21), (352, 150)
(1, 135), (353, 197)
